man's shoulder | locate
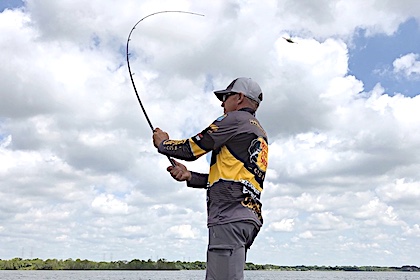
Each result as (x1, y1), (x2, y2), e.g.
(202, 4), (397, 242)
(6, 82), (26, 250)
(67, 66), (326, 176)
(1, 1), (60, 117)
(214, 111), (239, 123)
(214, 110), (262, 129)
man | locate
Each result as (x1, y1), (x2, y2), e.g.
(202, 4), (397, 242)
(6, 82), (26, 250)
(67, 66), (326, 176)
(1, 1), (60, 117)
(152, 77), (268, 280)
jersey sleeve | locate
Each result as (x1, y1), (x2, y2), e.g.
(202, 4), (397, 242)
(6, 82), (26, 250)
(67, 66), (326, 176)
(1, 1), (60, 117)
(186, 172), (209, 189)
(157, 113), (238, 161)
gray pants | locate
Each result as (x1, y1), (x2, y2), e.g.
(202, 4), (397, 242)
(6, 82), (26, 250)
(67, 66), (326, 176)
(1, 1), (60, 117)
(205, 222), (259, 280)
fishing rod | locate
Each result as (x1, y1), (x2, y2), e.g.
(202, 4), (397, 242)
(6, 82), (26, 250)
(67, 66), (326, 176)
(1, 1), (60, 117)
(126, 11), (204, 166)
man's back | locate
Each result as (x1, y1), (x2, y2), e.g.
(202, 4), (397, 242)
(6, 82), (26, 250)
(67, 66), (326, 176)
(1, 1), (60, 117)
(206, 108), (268, 227)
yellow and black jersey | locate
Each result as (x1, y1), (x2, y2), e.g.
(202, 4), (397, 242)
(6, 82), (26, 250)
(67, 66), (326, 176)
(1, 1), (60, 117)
(157, 108), (268, 227)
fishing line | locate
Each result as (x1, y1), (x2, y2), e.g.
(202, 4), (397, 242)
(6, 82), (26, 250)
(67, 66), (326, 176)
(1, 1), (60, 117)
(126, 11), (204, 166)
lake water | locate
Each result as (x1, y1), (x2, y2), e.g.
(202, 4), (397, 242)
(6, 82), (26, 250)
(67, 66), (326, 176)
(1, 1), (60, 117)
(0, 270), (419, 280)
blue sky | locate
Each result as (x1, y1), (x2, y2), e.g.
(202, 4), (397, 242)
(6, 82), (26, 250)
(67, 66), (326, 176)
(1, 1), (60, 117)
(0, 0), (23, 12)
(1, 0), (420, 267)
(349, 18), (420, 97)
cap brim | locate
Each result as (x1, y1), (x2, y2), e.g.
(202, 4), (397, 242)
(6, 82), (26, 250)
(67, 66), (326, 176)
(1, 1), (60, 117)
(214, 89), (234, 101)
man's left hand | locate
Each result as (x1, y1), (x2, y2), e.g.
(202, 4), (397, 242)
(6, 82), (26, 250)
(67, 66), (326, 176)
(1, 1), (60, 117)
(152, 127), (169, 148)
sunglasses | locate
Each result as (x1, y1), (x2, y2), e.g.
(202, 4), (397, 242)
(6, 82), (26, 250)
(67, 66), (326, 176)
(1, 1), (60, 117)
(222, 92), (239, 102)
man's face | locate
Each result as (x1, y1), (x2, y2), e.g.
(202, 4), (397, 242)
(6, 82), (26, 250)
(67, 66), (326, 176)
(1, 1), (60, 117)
(221, 92), (240, 113)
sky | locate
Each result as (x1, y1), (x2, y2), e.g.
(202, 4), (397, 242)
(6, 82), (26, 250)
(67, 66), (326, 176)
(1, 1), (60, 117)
(1, 0), (420, 267)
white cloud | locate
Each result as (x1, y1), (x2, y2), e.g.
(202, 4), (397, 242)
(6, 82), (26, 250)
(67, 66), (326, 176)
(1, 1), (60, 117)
(166, 224), (197, 239)
(268, 219), (295, 232)
(351, 198), (404, 227)
(393, 53), (420, 78)
(1, 0), (420, 266)
(298, 231), (314, 239)
(277, 0), (420, 39)
(305, 212), (349, 231)
(377, 179), (420, 205)
(91, 194), (129, 215)
(402, 224), (420, 237)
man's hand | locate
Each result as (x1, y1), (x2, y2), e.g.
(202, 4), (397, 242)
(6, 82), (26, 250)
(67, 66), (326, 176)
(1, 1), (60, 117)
(152, 127), (169, 148)
(167, 160), (192, 182)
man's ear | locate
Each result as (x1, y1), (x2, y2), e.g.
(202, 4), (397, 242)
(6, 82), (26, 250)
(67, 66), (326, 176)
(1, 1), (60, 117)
(237, 93), (245, 103)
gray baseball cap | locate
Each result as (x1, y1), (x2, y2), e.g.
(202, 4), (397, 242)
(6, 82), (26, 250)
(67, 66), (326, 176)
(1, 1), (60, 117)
(214, 77), (263, 104)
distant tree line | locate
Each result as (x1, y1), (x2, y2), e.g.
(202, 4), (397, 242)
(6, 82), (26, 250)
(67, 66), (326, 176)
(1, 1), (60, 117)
(0, 258), (204, 270)
(0, 258), (418, 272)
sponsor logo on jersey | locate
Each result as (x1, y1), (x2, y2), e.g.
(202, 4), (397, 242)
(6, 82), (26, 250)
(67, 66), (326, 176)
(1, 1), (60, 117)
(162, 139), (187, 151)
(216, 114), (227, 122)
(248, 137), (268, 172)
(249, 119), (267, 136)
(208, 124), (219, 133)
(195, 133), (203, 141)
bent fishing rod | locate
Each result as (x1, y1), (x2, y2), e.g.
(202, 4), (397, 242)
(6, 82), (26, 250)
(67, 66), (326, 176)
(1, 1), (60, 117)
(126, 11), (204, 166)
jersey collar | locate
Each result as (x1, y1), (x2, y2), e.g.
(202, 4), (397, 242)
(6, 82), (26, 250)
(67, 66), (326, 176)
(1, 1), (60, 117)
(239, 107), (256, 116)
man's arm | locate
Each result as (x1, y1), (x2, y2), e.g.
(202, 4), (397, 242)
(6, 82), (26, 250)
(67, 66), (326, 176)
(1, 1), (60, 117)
(152, 127), (214, 161)
(167, 159), (208, 189)
(187, 172), (208, 189)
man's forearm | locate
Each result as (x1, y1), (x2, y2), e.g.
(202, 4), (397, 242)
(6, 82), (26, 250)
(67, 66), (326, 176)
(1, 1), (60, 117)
(187, 172), (209, 189)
